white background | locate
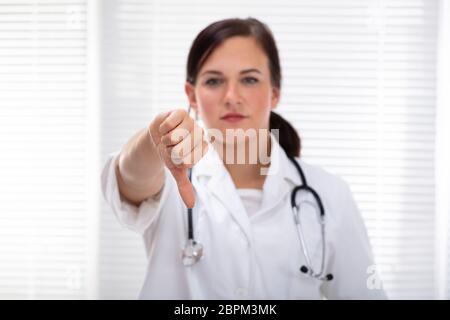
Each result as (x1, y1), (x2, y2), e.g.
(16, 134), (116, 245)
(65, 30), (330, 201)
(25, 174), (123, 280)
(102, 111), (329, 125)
(0, 0), (449, 299)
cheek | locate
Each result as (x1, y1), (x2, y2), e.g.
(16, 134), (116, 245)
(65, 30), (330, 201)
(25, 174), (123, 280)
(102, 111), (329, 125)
(196, 90), (220, 125)
(245, 88), (272, 115)
(250, 91), (272, 130)
(245, 84), (271, 104)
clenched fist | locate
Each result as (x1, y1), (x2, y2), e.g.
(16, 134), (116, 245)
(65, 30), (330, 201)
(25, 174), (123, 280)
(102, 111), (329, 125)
(149, 109), (209, 209)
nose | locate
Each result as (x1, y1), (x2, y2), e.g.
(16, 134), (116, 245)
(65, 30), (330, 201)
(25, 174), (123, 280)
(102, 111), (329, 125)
(224, 81), (242, 108)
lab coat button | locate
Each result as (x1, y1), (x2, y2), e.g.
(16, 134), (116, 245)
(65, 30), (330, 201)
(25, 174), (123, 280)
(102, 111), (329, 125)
(234, 287), (248, 299)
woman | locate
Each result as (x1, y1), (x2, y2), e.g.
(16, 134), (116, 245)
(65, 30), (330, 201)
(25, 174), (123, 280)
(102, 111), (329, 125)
(101, 17), (387, 299)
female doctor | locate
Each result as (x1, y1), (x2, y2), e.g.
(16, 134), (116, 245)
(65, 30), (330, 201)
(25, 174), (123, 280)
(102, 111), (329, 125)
(101, 17), (387, 300)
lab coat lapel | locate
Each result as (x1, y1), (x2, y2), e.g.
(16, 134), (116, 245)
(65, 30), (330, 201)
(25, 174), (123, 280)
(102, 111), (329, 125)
(192, 144), (253, 244)
(208, 171), (253, 242)
(259, 133), (299, 215)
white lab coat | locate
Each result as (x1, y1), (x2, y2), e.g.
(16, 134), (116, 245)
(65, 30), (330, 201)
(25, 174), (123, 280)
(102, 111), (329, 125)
(101, 134), (387, 300)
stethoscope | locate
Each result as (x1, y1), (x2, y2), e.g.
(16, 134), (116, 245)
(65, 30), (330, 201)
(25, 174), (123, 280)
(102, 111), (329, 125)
(181, 157), (334, 281)
(180, 107), (333, 281)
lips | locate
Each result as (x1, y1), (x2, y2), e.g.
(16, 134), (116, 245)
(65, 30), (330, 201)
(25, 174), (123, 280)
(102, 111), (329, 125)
(220, 113), (248, 123)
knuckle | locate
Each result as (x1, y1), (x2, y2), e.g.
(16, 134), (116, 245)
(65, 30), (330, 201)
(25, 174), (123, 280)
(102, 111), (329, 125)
(177, 108), (187, 117)
(166, 118), (176, 130)
(160, 121), (174, 134)
(161, 134), (171, 145)
(170, 109), (186, 122)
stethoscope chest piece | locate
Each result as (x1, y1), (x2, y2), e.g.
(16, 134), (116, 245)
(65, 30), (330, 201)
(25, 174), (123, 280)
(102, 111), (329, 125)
(182, 239), (204, 266)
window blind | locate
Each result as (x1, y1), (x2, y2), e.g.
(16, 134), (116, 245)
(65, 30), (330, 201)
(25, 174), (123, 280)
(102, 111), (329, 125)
(99, 0), (155, 299)
(0, 0), (91, 299)
(436, 0), (450, 301)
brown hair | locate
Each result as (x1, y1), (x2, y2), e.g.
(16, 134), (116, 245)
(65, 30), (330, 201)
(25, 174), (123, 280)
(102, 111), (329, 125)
(186, 17), (301, 157)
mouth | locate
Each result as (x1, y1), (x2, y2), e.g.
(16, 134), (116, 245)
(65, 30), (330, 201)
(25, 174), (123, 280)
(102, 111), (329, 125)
(220, 113), (248, 123)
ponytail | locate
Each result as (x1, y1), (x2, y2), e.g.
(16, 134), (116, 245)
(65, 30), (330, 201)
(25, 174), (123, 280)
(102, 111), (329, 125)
(269, 111), (301, 158)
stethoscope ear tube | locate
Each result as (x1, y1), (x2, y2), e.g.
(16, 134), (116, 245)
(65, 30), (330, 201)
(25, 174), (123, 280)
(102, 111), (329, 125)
(291, 185), (325, 218)
(288, 156), (333, 281)
(187, 167), (194, 241)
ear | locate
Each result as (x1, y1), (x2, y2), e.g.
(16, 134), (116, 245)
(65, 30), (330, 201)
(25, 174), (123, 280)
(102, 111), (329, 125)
(185, 81), (198, 113)
(270, 86), (280, 111)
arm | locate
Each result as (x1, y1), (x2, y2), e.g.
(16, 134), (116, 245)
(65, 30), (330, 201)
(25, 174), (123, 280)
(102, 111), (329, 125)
(115, 127), (165, 207)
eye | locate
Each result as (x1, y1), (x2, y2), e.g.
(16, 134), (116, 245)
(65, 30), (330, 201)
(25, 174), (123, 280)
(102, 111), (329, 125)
(205, 78), (222, 86)
(242, 77), (259, 84)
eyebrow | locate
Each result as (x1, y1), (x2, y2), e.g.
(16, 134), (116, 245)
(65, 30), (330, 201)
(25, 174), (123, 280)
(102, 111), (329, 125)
(199, 68), (262, 77)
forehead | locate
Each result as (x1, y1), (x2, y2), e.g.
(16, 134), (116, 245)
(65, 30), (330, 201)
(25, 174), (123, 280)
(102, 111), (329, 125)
(199, 36), (269, 73)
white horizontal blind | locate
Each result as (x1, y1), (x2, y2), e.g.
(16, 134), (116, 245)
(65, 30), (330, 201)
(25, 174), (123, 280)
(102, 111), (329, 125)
(437, 0), (450, 301)
(0, 0), (91, 298)
(99, 0), (155, 299)
(275, 0), (438, 299)
(101, 0), (439, 299)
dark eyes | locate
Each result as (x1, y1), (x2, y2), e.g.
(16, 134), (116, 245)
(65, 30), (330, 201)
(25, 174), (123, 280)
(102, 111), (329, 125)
(204, 77), (259, 86)
(243, 77), (258, 84)
(205, 78), (222, 86)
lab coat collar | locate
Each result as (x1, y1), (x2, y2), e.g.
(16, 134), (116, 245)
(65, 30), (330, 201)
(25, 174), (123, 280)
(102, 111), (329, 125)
(192, 143), (252, 243)
(191, 132), (302, 243)
(192, 131), (300, 184)
(259, 132), (302, 214)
